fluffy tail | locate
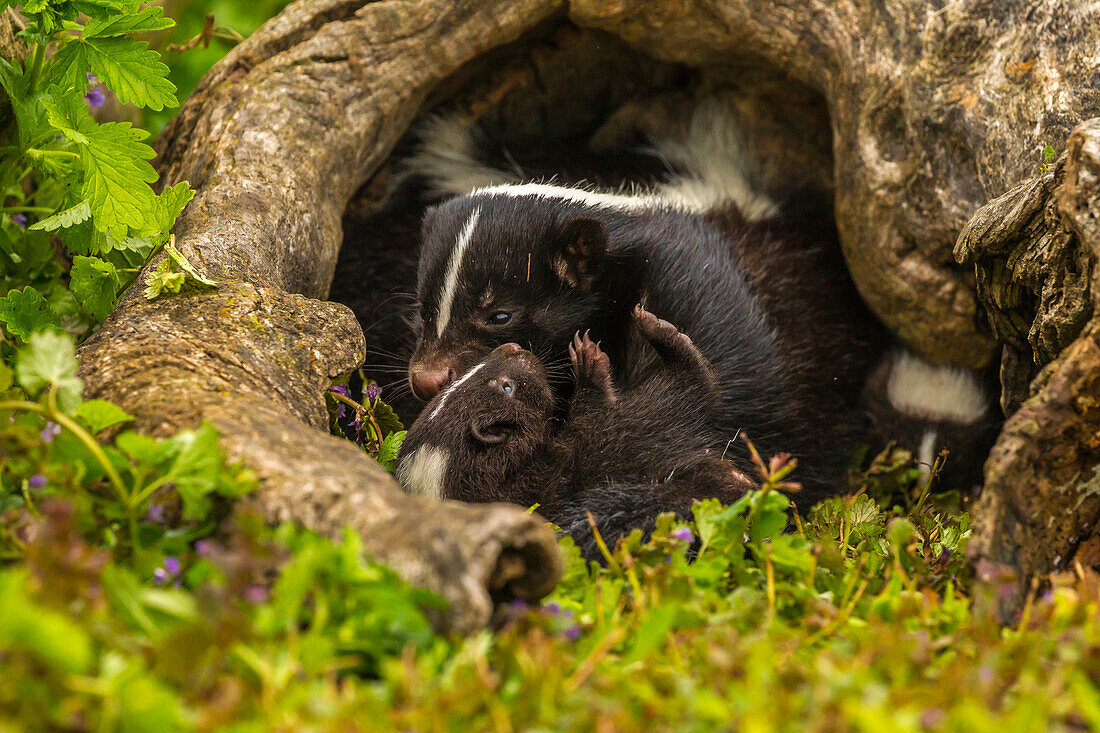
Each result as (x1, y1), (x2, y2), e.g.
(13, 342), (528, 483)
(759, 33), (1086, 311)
(402, 100), (777, 220)
(865, 350), (998, 490)
(400, 114), (519, 197)
(649, 98), (778, 221)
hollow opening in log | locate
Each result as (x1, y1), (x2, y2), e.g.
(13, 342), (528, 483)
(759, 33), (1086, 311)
(330, 21), (837, 427)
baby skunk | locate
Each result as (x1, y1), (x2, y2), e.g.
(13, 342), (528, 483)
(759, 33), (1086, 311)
(396, 306), (753, 559)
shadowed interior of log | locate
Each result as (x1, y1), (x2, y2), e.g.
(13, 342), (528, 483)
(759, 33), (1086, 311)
(332, 22), (837, 426)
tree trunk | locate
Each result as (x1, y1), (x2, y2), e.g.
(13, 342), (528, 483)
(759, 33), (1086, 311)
(53, 0), (1100, 623)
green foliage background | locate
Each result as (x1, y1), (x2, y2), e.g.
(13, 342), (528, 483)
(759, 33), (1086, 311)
(0, 2), (1098, 731)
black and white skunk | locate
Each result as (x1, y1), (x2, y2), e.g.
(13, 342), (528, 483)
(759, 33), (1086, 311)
(397, 307), (753, 559)
(397, 100), (994, 506)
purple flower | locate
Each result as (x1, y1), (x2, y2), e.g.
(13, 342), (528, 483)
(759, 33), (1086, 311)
(11, 214), (26, 228)
(195, 539), (214, 557)
(86, 72), (98, 84)
(85, 87), (106, 109)
(562, 624), (582, 641)
(244, 585), (269, 604)
(365, 384), (382, 403)
(163, 556), (181, 575)
(330, 384), (351, 397)
(541, 601), (562, 615)
(336, 403), (348, 421)
(144, 504), (166, 524)
(920, 709), (944, 729)
(40, 422), (61, 443)
(509, 599), (530, 611)
(153, 568), (170, 585)
(670, 527), (695, 543)
(28, 473), (47, 489)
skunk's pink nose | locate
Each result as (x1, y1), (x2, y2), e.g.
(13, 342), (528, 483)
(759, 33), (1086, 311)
(410, 367), (453, 400)
(494, 342), (523, 354)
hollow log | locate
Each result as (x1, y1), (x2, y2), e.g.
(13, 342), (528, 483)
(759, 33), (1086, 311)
(13, 0), (1093, 624)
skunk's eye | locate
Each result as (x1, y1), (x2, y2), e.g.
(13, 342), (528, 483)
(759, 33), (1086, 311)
(502, 382), (514, 395)
(487, 311), (512, 326)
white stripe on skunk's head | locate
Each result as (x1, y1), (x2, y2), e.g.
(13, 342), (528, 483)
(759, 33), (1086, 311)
(396, 445), (450, 500)
(886, 351), (988, 424)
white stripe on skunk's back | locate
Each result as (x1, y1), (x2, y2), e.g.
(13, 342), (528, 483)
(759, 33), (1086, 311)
(404, 99), (777, 221)
(886, 351), (987, 424)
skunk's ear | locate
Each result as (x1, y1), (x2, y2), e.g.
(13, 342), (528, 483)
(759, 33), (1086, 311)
(553, 217), (608, 289)
(469, 418), (516, 445)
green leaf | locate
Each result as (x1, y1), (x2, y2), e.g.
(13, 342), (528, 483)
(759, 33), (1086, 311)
(163, 422), (225, 520)
(82, 4), (173, 37)
(41, 91), (160, 238)
(116, 430), (167, 464)
(74, 398), (133, 434)
(30, 199), (92, 231)
(69, 254), (120, 320)
(149, 181), (194, 234)
(41, 91), (91, 145)
(50, 36), (177, 111)
(377, 430), (406, 471)
(0, 361), (12, 392)
(15, 330), (84, 412)
(80, 121), (160, 238)
(71, 0), (138, 19)
(143, 258), (184, 300)
(164, 243), (216, 286)
(371, 398), (404, 437)
(0, 286), (60, 339)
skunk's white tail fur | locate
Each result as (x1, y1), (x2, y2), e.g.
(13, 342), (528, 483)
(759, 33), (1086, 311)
(403, 100), (776, 220)
(885, 351), (988, 425)
(882, 350), (990, 485)
(650, 98), (778, 221)
(401, 115), (519, 197)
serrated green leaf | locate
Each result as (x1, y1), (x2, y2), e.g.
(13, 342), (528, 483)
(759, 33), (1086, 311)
(70, 254), (120, 321)
(80, 122), (159, 238)
(0, 286), (60, 339)
(371, 399), (403, 437)
(164, 243), (216, 286)
(41, 91), (160, 238)
(15, 330), (83, 412)
(143, 258), (184, 300)
(377, 430), (406, 471)
(74, 398), (133, 434)
(71, 0), (137, 18)
(52, 36), (177, 111)
(41, 92), (90, 145)
(154, 181), (194, 233)
(30, 199), (92, 231)
(83, 4), (173, 37)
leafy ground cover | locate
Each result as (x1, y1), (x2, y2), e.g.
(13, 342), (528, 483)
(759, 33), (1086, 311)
(2, 2), (1099, 731)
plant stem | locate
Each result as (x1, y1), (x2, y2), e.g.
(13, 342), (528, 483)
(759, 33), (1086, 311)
(0, 399), (130, 504)
(26, 40), (46, 96)
(1, 205), (55, 214)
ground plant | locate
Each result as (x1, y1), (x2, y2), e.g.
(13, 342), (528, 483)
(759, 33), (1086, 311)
(1, 2), (1098, 731)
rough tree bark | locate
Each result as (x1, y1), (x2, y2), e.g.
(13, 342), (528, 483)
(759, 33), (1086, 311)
(32, 0), (1098, 623)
